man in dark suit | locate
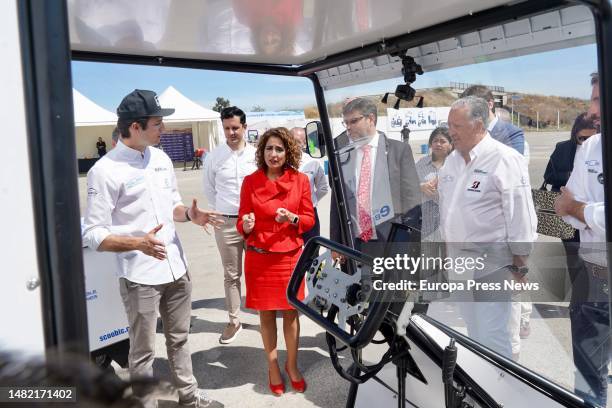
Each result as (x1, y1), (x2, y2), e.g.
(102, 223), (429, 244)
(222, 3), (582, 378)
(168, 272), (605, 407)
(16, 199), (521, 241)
(329, 98), (420, 250)
(461, 85), (524, 154)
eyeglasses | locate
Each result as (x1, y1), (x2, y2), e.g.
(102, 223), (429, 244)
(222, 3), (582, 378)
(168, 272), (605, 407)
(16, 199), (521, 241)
(342, 116), (365, 128)
(578, 136), (591, 142)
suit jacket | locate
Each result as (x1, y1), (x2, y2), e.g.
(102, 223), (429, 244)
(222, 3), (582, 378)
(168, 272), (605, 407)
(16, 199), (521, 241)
(543, 140), (578, 191)
(237, 168), (315, 252)
(490, 119), (525, 154)
(330, 131), (420, 244)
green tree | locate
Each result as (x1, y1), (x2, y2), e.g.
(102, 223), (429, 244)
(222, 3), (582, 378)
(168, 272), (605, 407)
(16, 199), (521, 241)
(251, 105), (266, 112)
(212, 97), (230, 112)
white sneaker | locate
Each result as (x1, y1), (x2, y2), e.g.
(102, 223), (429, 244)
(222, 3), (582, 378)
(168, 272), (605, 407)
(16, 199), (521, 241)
(180, 389), (221, 408)
(219, 323), (242, 344)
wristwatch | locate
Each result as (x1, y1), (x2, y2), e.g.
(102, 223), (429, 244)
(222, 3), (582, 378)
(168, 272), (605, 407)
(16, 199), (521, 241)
(291, 215), (299, 224)
(509, 265), (528, 277)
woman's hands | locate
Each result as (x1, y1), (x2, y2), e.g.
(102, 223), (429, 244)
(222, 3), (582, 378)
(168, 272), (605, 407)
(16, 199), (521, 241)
(242, 212), (256, 234)
(275, 208), (297, 224)
(420, 178), (438, 198)
(242, 208), (298, 235)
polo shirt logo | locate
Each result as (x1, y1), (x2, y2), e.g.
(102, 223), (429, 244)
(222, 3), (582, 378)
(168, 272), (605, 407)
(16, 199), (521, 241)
(126, 176), (145, 189)
(467, 180), (482, 192)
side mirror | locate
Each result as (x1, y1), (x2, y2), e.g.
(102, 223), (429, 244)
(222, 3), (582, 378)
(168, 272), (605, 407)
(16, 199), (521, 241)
(305, 121), (325, 158)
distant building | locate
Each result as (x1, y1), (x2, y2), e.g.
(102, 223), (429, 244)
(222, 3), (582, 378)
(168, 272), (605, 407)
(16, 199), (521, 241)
(245, 110), (306, 141)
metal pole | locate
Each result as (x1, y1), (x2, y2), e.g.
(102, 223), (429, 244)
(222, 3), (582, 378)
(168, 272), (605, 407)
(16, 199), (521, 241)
(537, 111), (539, 131)
(557, 110), (560, 129)
(511, 97), (514, 126)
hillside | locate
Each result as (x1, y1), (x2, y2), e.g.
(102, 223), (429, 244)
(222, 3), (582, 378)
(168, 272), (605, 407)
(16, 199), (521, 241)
(304, 88), (589, 128)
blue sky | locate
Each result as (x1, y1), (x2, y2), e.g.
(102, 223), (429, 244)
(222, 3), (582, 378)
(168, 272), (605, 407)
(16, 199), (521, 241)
(72, 44), (597, 112)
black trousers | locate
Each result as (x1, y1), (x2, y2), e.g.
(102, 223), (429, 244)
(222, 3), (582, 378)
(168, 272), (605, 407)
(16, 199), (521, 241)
(569, 262), (610, 406)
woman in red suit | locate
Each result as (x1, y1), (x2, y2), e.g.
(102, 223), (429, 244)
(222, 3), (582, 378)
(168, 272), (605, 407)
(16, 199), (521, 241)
(236, 127), (314, 396)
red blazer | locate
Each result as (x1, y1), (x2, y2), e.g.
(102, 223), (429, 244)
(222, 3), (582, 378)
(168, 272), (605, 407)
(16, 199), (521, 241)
(237, 168), (314, 252)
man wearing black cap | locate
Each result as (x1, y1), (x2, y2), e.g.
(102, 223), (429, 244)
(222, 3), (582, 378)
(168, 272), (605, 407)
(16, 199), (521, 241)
(82, 90), (222, 408)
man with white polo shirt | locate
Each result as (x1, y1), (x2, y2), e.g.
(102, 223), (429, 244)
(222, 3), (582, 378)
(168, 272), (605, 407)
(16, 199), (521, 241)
(82, 89), (223, 408)
(290, 126), (329, 243)
(461, 86), (532, 359)
(555, 72), (609, 406)
(438, 96), (537, 359)
(203, 106), (257, 344)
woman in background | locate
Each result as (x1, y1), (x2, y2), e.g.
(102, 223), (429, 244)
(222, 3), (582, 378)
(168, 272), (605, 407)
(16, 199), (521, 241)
(543, 113), (597, 286)
(544, 112), (597, 191)
(413, 126), (452, 309)
(414, 126), (452, 242)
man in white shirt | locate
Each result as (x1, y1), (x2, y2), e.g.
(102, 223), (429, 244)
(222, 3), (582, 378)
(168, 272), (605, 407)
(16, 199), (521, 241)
(438, 96), (537, 359)
(290, 127), (329, 243)
(82, 90), (222, 408)
(461, 86), (532, 358)
(554, 73), (609, 406)
(203, 106), (257, 344)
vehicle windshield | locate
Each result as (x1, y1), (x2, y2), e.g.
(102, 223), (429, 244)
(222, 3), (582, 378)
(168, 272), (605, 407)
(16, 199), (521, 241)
(321, 5), (609, 404)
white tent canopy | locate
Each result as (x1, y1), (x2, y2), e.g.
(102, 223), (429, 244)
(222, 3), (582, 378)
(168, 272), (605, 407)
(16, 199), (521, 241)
(73, 88), (117, 126)
(159, 86), (219, 122)
(73, 88), (117, 159)
(158, 86), (222, 150)
(73, 86), (222, 157)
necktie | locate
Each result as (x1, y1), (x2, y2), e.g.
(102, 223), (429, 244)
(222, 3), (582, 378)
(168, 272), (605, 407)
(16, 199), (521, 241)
(357, 145), (373, 242)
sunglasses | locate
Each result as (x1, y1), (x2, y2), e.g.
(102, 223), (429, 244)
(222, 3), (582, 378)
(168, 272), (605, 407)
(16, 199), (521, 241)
(578, 136), (591, 142)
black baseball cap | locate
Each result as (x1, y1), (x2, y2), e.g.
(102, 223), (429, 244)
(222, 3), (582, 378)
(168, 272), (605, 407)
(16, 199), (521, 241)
(117, 89), (175, 120)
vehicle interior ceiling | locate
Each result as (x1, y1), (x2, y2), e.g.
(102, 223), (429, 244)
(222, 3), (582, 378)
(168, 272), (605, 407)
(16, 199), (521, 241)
(67, 1), (578, 74)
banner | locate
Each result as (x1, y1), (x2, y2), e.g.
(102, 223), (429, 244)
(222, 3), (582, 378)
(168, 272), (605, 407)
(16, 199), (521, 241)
(387, 107), (450, 132)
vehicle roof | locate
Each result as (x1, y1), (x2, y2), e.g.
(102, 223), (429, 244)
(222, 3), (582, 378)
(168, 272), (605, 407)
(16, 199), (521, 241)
(67, 1), (594, 88)
(68, 0), (511, 65)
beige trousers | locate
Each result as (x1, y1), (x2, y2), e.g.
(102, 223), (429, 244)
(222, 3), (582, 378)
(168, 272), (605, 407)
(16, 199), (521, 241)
(119, 273), (197, 407)
(214, 217), (245, 325)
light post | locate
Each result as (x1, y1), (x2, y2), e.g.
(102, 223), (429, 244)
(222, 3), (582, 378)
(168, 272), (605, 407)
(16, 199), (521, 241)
(510, 94), (522, 126)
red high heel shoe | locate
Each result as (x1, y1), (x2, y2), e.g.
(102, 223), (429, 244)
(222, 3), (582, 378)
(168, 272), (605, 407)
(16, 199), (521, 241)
(268, 371), (285, 396)
(285, 363), (306, 393)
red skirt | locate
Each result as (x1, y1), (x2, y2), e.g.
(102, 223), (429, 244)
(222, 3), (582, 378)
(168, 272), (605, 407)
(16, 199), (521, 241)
(244, 247), (305, 310)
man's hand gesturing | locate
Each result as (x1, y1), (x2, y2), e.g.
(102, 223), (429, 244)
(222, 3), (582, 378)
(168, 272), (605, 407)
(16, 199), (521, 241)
(139, 224), (167, 260)
(187, 198), (225, 233)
